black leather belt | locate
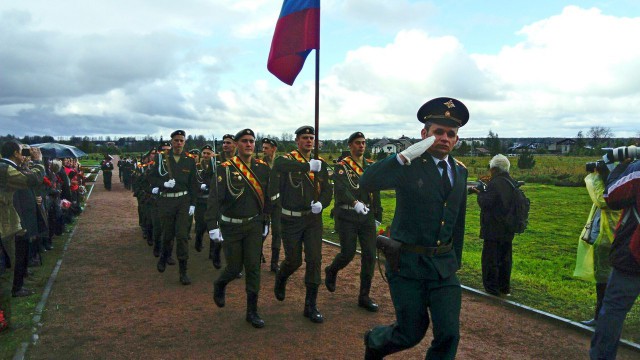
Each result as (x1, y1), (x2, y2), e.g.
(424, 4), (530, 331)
(402, 242), (452, 257)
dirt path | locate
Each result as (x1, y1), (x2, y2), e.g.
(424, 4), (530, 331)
(26, 166), (639, 359)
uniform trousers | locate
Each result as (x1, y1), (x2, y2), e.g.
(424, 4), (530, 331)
(368, 272), (461, 359)
(218, 219), (262, 293)
(158, 195), (190, 260)
(329, 212), (376, 284)
(279, 213), (323, 286)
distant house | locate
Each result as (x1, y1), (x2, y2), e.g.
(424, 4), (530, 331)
(475, 147), (491, 156)
(548, 138), (576, 154)
(371, 136), (415, 154)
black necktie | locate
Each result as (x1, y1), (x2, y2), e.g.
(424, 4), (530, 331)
(438, 160), (452, 196)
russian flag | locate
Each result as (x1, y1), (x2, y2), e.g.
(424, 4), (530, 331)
(267, 0), (320, 86)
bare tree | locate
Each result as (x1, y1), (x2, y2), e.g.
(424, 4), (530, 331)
(587, 126), (614, 145)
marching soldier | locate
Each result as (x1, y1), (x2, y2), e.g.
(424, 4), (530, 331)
(149, 141), (171, 258)
(261, 138), (281, 272)
(219, 134), (237, 163)
(325, 132), (382, 312)
(206, 129), (271, 328)
(361, 97), (469, 359)
(148, 130), (198, 285)
(100, 155), (114, 191)
(133, 150), (155, 246)
(272, 125), (332, 323)
(194, 145), (215, 254)
(186, 149), (201, 239)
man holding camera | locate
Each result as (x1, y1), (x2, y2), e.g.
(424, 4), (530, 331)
(590, 148), (640, 360)
(360, 97), (469, 359)
(1, 141), (45, 332)
(471, 154), (516, 296)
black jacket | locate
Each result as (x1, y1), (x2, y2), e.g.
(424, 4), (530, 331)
(477, 172), (516, 242)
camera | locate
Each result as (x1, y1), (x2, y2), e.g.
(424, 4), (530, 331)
(467, 180), (486, 195)
(603, 145), (639, 163)
(21, 147), (31, 156)
(586, 159), (608, 173)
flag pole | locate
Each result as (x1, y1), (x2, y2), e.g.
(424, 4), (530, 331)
(314, 48), (320, 161)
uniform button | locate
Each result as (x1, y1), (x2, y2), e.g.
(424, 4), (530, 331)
(437, 240), (441, 245)
(441, 220), (445, 226)
(444, 202), (447, 207)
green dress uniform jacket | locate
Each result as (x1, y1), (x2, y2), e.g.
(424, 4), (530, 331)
(271, 151), (332, 212)
(333, 157), (382, 222)
(205, 156), (271, 293)
(360, 154), (467, 280)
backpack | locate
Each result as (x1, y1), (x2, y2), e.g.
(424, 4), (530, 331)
(503, 178), (530, 234)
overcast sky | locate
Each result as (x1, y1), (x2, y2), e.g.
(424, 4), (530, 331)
(2, 0), (640, 141)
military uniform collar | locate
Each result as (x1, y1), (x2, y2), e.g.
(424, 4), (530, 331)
(430, 154), (450, 168)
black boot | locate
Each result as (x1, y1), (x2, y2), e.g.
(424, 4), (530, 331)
(166, 256), (176, 266)
(274, 270), (288, 301)
(157, 253), (167, 273)
(270, 248), (280, 273)
(303, 285), (324, 323)
(325, 266), (337, 293)
(246, 292), (265, 329)
(358, 279), (379, 312)
(179, 260), (191, 285)
(364, 330), (384, 360)
(213, 281), (227, 308)
(212, 243), (221, 269)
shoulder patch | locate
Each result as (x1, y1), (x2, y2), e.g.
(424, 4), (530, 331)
(337, 160), (346, 166)
(255, 159), (268, 166)
(221, 161), (231, 167)
(366, 159), (374, 164)
(454, 159), (466, 169)
(185, 152), (197, 159)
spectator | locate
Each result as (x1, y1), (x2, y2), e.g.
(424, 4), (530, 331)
(0, 140), (45, 332)
(573, 163), (620, 327)
(473, 154), (516, 296)
(590, 159), (640, 359)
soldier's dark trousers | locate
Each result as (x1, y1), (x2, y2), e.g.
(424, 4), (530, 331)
(270, 207), (282, 265)
(279, 213), (323, 286)
(0, 234), (14, 328)
(158, 195), (190, 261)
(12, 234), (29, 293)
(217, 220), (262, 294)
(328, 215), (376, 289)
(103, 171), (112, 190)
(194, 200), (208, 249)
(481, 239), (512, 295)
(151, 204), (163, 253)
(367, 272), (461, 359)
(142, 201), (153, 243)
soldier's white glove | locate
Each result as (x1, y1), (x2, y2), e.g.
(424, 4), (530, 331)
(309, 159), (322, 172)
(164, 179), (176, 188)
(188, 206), (195, 216)
(353, 201), (369, 215)
(399, 136), (436, 165)
(209, 229), (222, 242)
(200, 184), (208, 191)
(152, 187), (160, 194)
(263, 225), (270, 237)
(375, 220), (382, 228)
(310, 201), (323, 214)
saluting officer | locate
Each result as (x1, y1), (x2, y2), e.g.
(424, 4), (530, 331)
(261, 137), (282, 272)
(272, 125), (332, 324)
(205, 129), (271, 328)
(361, 97), (469, 360)
(325, 132), (382, 312)
(194, 145), (215, 254)
(148, 130), (198, 285)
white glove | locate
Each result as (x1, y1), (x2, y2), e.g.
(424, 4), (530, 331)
(353, 201), (369, 215)
(309, 159), (322, 172)
(399, 136), (436, 165)
(375, 220), (382, 228)
(310, 201), (323, 214)
(152, 187), (159, 194)
(164, 179), (176, 188)
(200, 184), (208, 191)
(188, 206), (195, 216)
(263, 225), (270, 237)
(209, 229), (222, 242)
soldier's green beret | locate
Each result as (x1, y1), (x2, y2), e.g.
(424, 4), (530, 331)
(295, 125), (314, 136)
(348, 132), (365, 144)
(261, 138), (278, 147)
(201, 144), (213, 151)
(171, 129), (186, 138)
(222, 134), (234, 141)
(234, 129), (255, 141)
(189, 149), (200, 155)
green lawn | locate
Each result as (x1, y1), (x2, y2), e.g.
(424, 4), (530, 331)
(322, 184), (640, 343)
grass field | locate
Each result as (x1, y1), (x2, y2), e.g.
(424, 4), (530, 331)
(322, 182), (639, 343)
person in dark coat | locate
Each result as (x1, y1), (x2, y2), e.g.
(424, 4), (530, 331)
(472, 154), (516, 296)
